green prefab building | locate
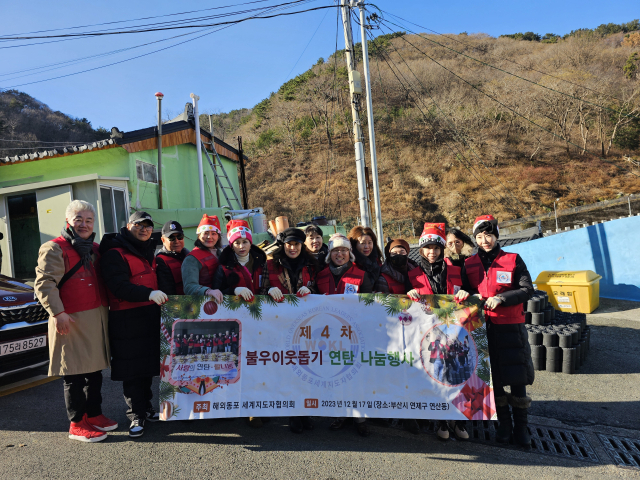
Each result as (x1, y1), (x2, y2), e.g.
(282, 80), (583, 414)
(0, 114), (253, 279)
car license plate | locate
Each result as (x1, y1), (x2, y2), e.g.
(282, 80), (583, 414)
(0, 335), (47, 357)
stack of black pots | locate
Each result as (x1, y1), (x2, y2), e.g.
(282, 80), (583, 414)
(524, 290), (591, 374)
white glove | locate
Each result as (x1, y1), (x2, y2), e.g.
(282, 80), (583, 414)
(268, 287), (284, 301)
(234, 287), (254, 301)
(205, 289), (223, 304)
(485, 296), (503, 310)
(296, 286), (311, 297)
(455, 289), (470, 301)
(407, 289), (420, 300)
(149, 290), (168, 305)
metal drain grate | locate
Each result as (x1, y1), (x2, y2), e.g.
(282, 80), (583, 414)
(597, 434), (640, 469)
(467, 421), (599, 463)
(529, 425), (599, 463)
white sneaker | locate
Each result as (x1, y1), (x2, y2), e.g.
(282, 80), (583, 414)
(455, 423), (469, 440)
(437, 421), (449, 440)
(129, 418), (145, 438)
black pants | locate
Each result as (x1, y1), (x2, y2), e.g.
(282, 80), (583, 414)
(63, 370), (103, 423)
(122, 377), (153, 422)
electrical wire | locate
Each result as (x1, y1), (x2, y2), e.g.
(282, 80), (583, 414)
(1, 0), (320, 89)
(283, 7), (330, 83)
(367, 30), (519, 215)
(378, 13), (640, 122)
(375, 17), (640, 179)
(380, 10), (637, 109)
(374, 21), (532, 214)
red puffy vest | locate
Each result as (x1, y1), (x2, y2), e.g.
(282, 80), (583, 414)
(188, 247), (219, 287)
(379, 272), (407, 294)
(408, 260), (459, 295)
(106, 247), (158, 311)
(158, 254), (184, 295)
(161, 255), (184, 295)
(221, 263), (263, 294)
(266, 259), (313, 294)
(316, 264), (365, 295)
(429, 342), (445, 360)
(464, 251), (525, 325)
(50, 237), (108, 314)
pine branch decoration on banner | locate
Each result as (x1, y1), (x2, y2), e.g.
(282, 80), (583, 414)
(380, 294), (408, 316)
(284, 295), (300, 307)
(358, 293), (377, 307)
(433, 297), (457, 327)
(159, 381), (179, 403)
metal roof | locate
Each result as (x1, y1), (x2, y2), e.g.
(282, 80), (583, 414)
(1, 139), (116, 164)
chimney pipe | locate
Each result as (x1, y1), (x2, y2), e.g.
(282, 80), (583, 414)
(155, 92), (164, 209)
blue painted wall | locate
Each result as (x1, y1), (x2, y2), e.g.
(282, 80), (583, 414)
(502, 216), (640, 302)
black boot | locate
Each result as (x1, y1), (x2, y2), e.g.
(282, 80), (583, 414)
(494, 395), (512, 444)
(509, 395), (532, 451)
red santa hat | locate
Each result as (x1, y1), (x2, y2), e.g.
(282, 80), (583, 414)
(472, 215), (499, 238)
(419, 223), (446, 248)
(196, 214), (221, 235)
(227, 219), (253, 245)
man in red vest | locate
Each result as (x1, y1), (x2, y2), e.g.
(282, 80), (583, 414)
(156, 220), (188, 295)
(34, 200), (116, 443)
(100, 211), (168, 439)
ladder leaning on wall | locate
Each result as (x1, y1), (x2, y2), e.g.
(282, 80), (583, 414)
(200, 137), (242, 210)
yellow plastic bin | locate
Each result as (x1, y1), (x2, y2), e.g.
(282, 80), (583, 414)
(533, 271), (602, 314)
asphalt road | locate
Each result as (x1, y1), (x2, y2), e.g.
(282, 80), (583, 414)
(1, 299), (639, 479)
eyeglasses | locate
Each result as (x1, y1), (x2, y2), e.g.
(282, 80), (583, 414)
(169, 234), (184, 241)
(134, 224), (154, 231)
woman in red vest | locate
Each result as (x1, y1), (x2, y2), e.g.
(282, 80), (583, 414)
(444, 228), (474, 283)
(212, 219), (267, 302)
(407, 223), (469, 441)
(456, 215), (535, 450)
(316, 234), (372, 296)
(317, 234), (372, 437)
(182, 215), (223, 302)
(156, 220), (189, 295)
(374, 238), (418, 294)
(348, 226), (382, 288)
(34, 200), (116, 443)
(262, 227), (318, 434)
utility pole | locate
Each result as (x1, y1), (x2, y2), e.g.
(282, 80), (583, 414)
(191, 93), (206, 208)
(340, 0), (370, 227)
(359, 2), (384, 255)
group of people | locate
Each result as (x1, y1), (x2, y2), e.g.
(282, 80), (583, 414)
(175, 331), (238, 356)
(428, 335), (471, 385)
(34, 199), (535, 451)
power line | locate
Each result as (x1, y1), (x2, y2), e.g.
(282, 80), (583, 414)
(3, 0), (278, 37)
(1, 0), (319, 89)
(380, 10), (636, 109)
(376, 18), (640, 179)
(379, 13), (640, 122)
(367, 30), (520, 215)
(374, 22), (531, 215)
(283, 7), (330, 83)
(0, 3), (338, 40)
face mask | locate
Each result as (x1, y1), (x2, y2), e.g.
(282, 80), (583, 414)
(389, 254), (408, 269)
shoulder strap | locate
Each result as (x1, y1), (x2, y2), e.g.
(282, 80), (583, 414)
(57, 260), (83, 290)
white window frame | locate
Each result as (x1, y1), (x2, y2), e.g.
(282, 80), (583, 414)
(99, 184), (129, 234)
(135, 160), (158, 184)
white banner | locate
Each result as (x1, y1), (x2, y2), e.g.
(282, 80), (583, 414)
(159, 294), (495, 421)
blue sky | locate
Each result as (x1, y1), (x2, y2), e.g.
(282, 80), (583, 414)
(0, 0), (637, 134)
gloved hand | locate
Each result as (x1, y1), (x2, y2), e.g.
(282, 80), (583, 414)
(296, 286), (311, 298)
(234, 287), (254, 301)
(455, 289), (470, 301)
(407, 289), (420, 300)
(268, 287), (284, 302)
(205, 289), (223, 304)
(485, 296), (503, 310)
(149, 290), (168, 305)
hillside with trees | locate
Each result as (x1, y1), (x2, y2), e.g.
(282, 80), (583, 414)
(0, 90), (108, 159)
(214, 19), (640, 233)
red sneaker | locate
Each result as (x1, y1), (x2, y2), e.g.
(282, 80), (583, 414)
(69, 416), (107, 443)
(87, 413), (118, 432)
